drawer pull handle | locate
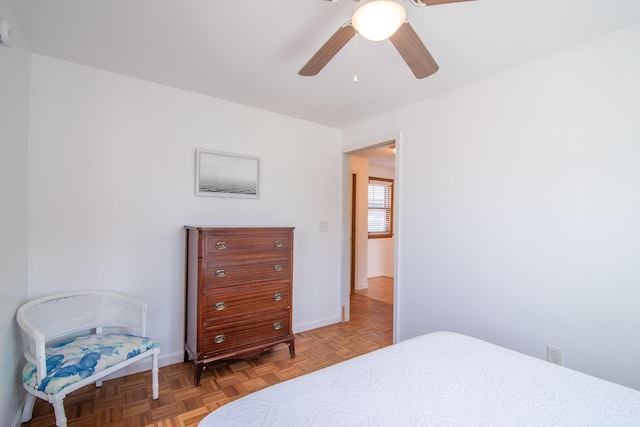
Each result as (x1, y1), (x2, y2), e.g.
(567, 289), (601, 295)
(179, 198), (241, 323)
(215, 269), (227, 278)
(214, 302), (226, 311)
(273, 293), (283, 302)
(215, 241), (228, 250)
(272, 322), (283, 331)
(274, 240), (284, 248)
(213, 334), (226, 344)
(273, 264), (284, 272)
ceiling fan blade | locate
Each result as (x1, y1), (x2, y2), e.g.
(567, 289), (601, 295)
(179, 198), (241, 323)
(299, 24), (356, 76)
(413, 0), (475, 5)
(389, 22), (439, 79)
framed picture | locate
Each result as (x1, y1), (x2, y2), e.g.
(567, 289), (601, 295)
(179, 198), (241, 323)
(196, 149), (260, 198)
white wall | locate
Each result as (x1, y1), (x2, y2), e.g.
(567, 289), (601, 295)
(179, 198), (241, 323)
(368, 165), (395, 278)
(344, 25), (640, 390)
(27, 55), (343, 369)
(0, 2), (30, 425)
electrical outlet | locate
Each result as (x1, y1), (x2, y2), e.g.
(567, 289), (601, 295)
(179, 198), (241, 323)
(547, 345), (564, 366)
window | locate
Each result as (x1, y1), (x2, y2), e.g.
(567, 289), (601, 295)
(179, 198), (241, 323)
(368, 177), (393, 238)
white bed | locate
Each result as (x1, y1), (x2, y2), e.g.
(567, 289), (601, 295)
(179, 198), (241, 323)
(199, 332), (640, 426)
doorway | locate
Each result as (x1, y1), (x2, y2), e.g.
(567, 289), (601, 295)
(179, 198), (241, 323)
(342, 140), (397, 339)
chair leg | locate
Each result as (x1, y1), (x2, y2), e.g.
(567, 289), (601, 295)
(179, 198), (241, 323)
(152, 350), (159, 399)
(52, 399), (68, 427)
(21, 393), (36, 422)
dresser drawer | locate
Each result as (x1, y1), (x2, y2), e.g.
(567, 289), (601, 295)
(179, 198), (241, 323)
(204, 229), (292, 257)
(203, 255), (291, 287)
(203, 282), (289, 321)
(203, 311), (290, 356)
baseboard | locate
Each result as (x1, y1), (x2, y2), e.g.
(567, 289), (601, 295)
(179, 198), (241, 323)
(368, 273), (394, 279)
(160, 350), (186, 366)
(12, 393), (27, 427)
(293, 315), (341, 334)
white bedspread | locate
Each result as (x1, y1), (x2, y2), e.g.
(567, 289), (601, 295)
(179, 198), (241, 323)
(199, 332), (640, 426)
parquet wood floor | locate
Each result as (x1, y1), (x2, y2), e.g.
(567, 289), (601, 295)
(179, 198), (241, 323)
(23, 277), (393, 427)
(356, 276), (394, 305)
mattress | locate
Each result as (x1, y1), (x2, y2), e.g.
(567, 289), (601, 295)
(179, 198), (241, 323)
(199, 332), (640, 426)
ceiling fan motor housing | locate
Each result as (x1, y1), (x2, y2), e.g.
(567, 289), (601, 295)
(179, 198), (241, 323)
(352, 0), (407, 41)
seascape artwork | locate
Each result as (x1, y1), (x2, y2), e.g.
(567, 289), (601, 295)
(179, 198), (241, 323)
(196, 150), (260, 198)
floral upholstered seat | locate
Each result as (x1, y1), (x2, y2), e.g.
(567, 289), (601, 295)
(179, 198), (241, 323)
(22, 333), (159, 395)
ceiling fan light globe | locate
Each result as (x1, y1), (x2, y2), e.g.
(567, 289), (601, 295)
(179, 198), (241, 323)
(352, 0), (406, 41)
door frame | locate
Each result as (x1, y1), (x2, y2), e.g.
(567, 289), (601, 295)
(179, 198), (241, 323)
(351, 172), (357, 295)
(341, 132), (401, 343)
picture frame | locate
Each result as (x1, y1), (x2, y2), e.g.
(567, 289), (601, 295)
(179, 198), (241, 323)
(195, 149), (260, 198)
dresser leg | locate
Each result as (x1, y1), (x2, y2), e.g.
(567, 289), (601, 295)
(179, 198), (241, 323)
(288, 339), (296, 358)
(194, 363), (204, 387)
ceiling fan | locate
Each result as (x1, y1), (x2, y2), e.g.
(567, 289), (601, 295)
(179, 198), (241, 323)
(299, 0), (475, 79)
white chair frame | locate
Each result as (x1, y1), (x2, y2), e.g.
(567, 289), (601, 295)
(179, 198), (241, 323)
(17, 290), (160, 427)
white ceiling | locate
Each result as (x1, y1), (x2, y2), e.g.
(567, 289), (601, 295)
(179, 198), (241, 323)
(8, 0), (640, 129)
(352, 143), (397, 169)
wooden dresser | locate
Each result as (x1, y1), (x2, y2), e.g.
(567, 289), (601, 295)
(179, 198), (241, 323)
(184, 226), (295, 386)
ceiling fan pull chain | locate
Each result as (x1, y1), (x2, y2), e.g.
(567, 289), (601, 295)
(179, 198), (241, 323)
(353, 32), (359, 82)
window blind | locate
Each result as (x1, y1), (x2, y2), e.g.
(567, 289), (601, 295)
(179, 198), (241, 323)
(368, 178), (393, 236)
